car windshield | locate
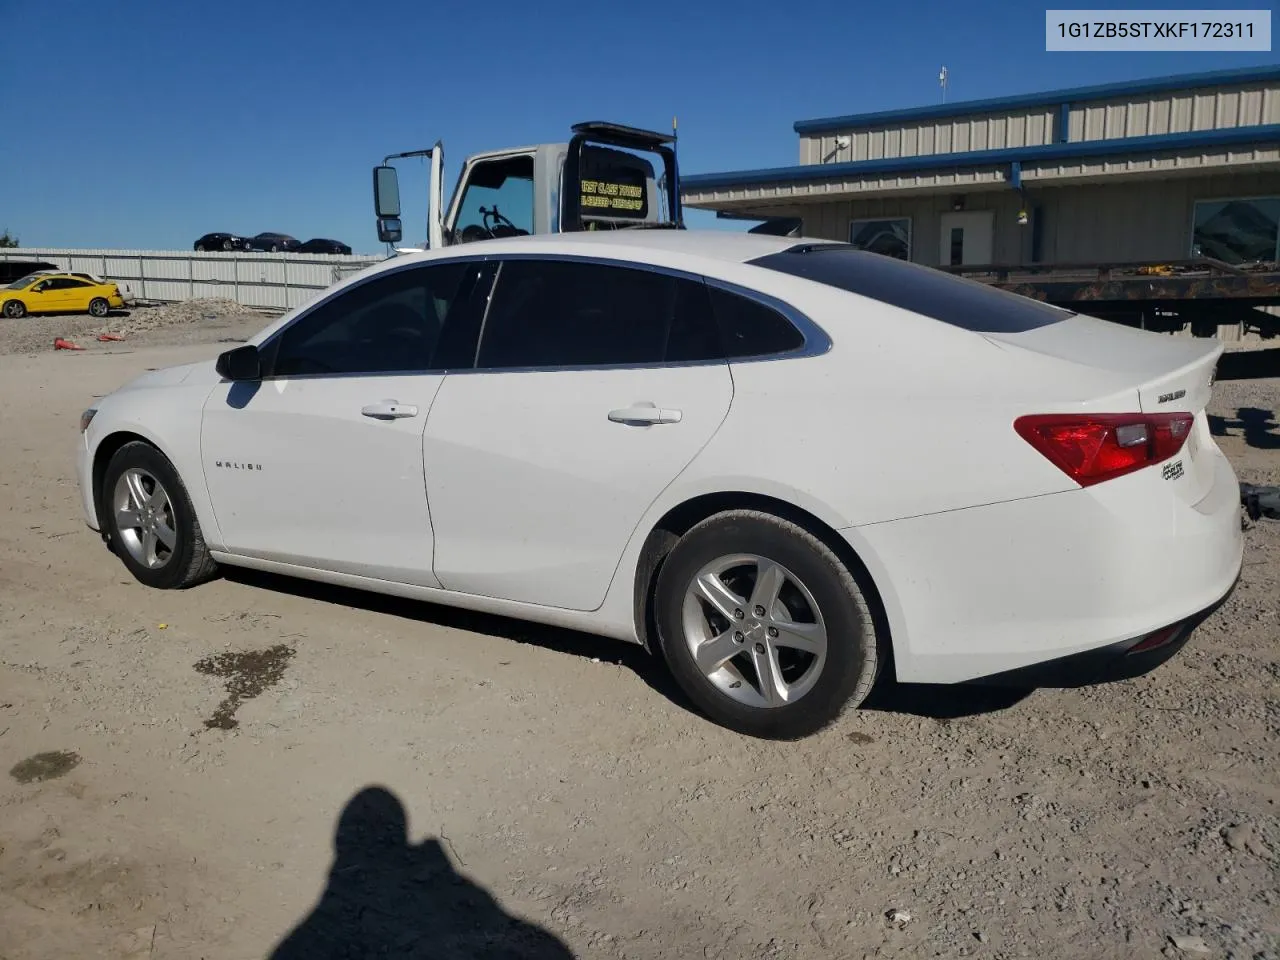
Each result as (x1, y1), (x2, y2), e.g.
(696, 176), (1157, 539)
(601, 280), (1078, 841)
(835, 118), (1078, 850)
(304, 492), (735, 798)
(5, 275), (40, 290)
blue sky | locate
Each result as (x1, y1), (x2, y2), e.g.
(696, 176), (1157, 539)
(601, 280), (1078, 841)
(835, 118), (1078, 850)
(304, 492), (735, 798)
(2, 0), (1274, 253)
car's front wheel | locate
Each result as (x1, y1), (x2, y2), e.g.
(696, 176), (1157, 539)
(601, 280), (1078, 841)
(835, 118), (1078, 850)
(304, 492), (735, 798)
(654, 510), (881, 739)
(2, 300), (26, 319)
(88, 297), (109, 318)
(101, 441), (219, 589)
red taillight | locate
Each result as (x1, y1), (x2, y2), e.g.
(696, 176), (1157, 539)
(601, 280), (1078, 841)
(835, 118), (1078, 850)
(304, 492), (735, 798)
(1014, 412), (1194, 487)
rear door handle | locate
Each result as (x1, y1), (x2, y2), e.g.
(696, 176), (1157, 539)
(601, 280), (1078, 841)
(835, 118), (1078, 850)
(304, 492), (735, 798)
(361, 400), (419, 420)
(608, 402), (682, 425)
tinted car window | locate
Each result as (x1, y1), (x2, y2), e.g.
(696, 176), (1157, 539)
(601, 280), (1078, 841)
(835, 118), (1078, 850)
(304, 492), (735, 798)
(265, 261), (473, 377)
(708, 286), (805, 357)
(475, 260), (719, 369)
(748, 244), (1068, 333)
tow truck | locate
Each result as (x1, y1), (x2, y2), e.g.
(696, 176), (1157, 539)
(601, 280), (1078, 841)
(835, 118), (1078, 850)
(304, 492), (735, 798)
(370, 124), (1280, 526)
(370, 121), (682, 250)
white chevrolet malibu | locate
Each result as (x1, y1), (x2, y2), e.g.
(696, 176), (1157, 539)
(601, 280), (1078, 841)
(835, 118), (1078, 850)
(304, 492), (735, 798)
(76, 231), (1244, 739)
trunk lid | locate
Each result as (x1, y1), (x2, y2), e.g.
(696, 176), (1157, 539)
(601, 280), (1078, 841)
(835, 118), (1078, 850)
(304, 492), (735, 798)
(986, 313), (1224, 505)
(984, 313), (1221, 415)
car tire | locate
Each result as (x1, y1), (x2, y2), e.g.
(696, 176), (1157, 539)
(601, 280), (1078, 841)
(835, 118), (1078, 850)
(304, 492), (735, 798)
(222, 239), (233, 251)
(3, 300), (27, 319)
(100, 441), (219, 590)
(653, 510), (881, 739)
(269, 244), (279, 253)
(88, 297), (109, 318)
(195, 244), (206, 252)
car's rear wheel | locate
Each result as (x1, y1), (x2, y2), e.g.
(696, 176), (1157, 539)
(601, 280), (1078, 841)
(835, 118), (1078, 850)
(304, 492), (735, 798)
(195, 243), (206, 252)
(101, 441), (219, 589)
(88, 297), (109, 318)
(654, 510), (881, 739)
(221, 239), (233, 251)
(2, 300), (26, 319)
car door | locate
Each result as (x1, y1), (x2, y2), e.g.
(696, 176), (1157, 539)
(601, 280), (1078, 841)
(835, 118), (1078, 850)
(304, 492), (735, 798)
(422, 255), (734, 611)
(200, 258), (495, 586)
(25, 277), (60, 312)
(59, 277), (94, 312)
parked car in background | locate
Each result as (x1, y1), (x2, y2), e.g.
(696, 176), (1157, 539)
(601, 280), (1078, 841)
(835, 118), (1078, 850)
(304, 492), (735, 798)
(0, 260), (58, 284)
(247, 233), (299, 253)
(32, 268), (111, 285)
(2, 272), (124, 318)
(194, 233), (251, 252)
(296, 238), (353, 255)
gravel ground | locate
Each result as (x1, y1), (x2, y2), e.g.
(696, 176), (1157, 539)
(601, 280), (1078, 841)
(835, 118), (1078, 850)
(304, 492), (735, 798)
(0, 306), (1276, 960)
(0, 298), (273, 356)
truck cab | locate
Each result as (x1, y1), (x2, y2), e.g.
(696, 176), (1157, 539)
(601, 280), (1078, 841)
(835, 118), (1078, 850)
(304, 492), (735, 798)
(372, 121), (682, 250)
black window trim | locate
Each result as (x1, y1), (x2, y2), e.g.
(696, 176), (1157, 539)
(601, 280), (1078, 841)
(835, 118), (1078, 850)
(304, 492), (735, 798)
(245, 252), (831, 383)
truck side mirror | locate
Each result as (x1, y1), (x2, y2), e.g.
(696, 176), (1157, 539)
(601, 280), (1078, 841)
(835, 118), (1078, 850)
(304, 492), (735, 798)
(377, 218), (403, 244)
(215, 344), (262, 381)
(373, 165), (401, 218)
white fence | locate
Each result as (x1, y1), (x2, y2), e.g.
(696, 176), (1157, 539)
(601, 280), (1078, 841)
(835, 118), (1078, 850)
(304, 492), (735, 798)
(1, 247), (384, 312)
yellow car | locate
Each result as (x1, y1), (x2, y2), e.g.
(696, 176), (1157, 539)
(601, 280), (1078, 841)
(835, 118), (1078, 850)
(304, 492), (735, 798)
(1, 272), (125, 319)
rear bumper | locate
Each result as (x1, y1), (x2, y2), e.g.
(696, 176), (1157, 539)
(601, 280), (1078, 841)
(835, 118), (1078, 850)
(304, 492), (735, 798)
(843, 442), (1245, 685)
(963, 568), (1238, 687)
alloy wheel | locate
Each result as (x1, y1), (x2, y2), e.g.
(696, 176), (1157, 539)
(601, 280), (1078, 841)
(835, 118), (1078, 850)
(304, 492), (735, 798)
(113, 467), (177, 569)
(680, 553), (828, 708)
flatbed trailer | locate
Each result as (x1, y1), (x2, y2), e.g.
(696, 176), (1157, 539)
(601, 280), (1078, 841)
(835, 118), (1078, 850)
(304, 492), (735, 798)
(936, 257), (1280, 338)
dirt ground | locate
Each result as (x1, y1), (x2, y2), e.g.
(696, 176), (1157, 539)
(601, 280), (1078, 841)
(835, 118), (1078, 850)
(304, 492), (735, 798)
(1, 304), (1277, 960)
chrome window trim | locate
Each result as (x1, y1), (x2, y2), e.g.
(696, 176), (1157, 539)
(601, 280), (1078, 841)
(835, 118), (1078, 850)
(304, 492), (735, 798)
(248, 251), (831, 383)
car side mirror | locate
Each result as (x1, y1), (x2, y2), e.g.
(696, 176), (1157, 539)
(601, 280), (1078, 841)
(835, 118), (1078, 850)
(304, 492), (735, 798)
(215, 344), (262, 381)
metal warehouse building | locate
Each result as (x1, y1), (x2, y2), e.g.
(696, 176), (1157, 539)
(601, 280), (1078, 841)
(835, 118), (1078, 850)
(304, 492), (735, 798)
(682, 66), (1280, 271)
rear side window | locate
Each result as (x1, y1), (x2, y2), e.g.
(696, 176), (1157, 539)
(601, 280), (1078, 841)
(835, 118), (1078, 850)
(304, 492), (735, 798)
(708, 286), (805, 357)
(475, 259), (719, 369)
(748, 245), (1068, 333)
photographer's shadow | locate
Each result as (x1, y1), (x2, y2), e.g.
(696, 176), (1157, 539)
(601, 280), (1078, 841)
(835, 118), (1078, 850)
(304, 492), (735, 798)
(271, 786), (574, 959)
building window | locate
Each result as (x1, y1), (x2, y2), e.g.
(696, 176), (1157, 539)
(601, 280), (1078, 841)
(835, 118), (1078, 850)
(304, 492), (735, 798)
(1191, 197), (1280, 265)
(849, 217), (911, 261)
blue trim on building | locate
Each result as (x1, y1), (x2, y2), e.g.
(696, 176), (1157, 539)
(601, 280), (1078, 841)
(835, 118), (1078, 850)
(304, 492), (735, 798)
(1009, 161), (1022, 190)
(1058, 102), (1071, 143)
(681, 124), (1280, 191)
(792, 65), (1280, 135)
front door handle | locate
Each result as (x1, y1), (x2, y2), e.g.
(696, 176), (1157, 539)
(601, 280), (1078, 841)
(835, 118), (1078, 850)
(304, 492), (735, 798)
(361, 400), (419, 420)
(608, 402), (683, 425)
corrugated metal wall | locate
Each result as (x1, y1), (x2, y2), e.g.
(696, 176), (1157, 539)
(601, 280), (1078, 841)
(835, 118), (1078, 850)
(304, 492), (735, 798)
(799, 76), (1280, 166)
(0, 248), (382, 311)
(762, 171), (1278, 266)
(801, 109), (1057, 165)
(1070, 83), (1280, 140)
(1036, 171), (1280, 263)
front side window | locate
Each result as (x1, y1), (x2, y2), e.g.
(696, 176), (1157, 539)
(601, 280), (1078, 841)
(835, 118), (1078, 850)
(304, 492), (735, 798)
(475, 259), (718, 369)
(264, 261), (482, 377)
(1191, 197), (1280, 264)
(452, 155), (535, 244)
(849, 217), (911, 261)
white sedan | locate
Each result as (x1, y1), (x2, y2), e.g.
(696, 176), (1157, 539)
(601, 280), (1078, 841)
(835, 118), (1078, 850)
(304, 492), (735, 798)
(75, 231), (1244, 739)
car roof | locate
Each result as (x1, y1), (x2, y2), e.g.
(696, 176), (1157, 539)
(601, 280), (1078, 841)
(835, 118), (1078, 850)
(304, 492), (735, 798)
(399, 229), (818, 266)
